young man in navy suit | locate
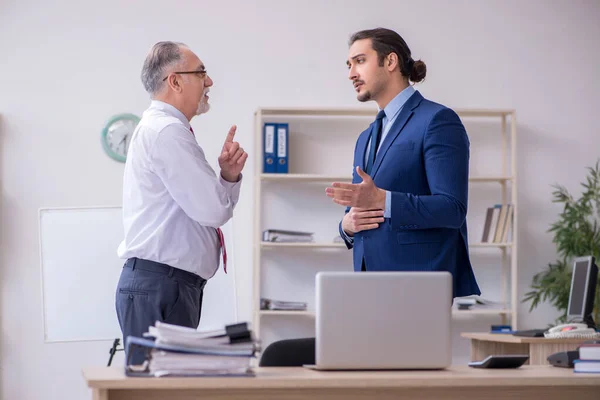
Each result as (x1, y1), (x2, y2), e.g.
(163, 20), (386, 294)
(326, 28), (480, 298)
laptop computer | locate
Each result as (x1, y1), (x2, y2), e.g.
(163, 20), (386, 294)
(306, 271), (452, 370)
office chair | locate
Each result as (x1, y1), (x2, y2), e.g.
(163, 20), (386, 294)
(259, 337), (316, 367)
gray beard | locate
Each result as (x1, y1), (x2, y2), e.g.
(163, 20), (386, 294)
(195, 101), (210, 115)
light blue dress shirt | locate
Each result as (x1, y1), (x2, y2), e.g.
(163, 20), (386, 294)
(342, 85), (416, 241)
(367, 85), (415, 218)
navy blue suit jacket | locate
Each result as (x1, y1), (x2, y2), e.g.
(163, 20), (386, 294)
(340, 91), (481, 298)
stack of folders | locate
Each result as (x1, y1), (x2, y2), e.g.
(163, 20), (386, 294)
(260, 298), (308, 311)
(262, 122), (289, 173)
(262, 229), (314, 243)
(574, 344), (600, 373)
(125, 321), (259, 377)
(480, 204), (514, 243)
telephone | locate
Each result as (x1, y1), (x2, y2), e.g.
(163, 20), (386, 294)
(544, 323), (600, 339)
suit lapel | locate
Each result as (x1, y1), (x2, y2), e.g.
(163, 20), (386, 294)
(355, 127), (372, 180)
(371, 91), (424, 178)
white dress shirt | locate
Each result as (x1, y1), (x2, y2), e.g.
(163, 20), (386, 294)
(117, 100), (242, 279)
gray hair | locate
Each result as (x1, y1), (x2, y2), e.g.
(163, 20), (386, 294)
(141, 41), (187, 95)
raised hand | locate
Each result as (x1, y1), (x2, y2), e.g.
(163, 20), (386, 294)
(218, 125), (248, 182)
(326, 166), (386, 209)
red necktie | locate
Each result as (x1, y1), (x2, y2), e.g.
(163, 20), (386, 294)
(189, 126), (228, 274)
(216, 227), (227, 274)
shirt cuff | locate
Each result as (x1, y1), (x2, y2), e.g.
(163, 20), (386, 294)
(219, 173), (243, 189)
(384, 190), (391, 218)
(340, 223), (354, 244)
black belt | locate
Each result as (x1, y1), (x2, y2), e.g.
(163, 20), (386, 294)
(125, 257), (207, 289)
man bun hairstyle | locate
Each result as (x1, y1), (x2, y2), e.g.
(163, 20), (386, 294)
(409, 60), (426, 83)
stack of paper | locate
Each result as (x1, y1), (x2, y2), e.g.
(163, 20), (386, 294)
(127, 321), (259, 377)
(147, 321), (254, 353)
(262, 229), (314, 243)
(455, 296), (504, 310)
(260, 298), (307, 311)
(149, 351), (251, 376)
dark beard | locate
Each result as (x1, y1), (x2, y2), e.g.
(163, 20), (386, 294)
(357, 91), (372, 102)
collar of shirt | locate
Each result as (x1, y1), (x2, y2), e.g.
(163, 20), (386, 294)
(366, 85), (416, 159)
(379, 84), (416, 128)
(149, 100), (191, 130)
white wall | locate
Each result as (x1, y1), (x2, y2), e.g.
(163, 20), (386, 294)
(1, 0), (599, 398)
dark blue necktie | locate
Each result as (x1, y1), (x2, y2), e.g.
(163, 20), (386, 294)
(365, 110), (386, 174)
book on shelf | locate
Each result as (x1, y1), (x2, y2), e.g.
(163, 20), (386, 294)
(574, 344), (600, 373)
(573, 360), (600, 373)
(125, 321), (259, 377)
(501, 204), (514, 243)
(578, 344), (600, 361)
(260, 298), (308, 311)
(480, 206), (495, 242)
(262, 229), (314, 243)
(276, 123), (289, 173)
(262, 122), (289, 174)
(262, 123), (277, 173)
(480, 203), (513, 243)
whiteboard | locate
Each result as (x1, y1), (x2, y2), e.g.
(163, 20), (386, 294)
(39, 206), (237, 343)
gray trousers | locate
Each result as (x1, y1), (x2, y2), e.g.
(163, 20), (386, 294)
(115, 258), (206, 365)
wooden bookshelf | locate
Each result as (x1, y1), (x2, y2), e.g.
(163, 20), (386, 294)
(253, 107), (518, 343)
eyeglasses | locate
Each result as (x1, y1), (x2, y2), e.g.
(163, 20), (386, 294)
(162, 70), (207, 81)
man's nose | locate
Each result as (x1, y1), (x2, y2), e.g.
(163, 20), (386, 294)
(348, 65), (357, 81)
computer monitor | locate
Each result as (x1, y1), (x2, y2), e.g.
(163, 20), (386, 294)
(566, 255), (598, 327)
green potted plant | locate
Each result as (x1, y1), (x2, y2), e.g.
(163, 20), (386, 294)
(523, 160), (600, 325)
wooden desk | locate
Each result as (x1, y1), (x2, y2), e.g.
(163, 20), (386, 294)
(83, 365), (600, 400)
(461, 332), (593, 365)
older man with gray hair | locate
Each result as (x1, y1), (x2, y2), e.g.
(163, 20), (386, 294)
(115, 41), (247, 365)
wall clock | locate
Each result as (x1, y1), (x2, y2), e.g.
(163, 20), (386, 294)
(101, 113), (140, 162)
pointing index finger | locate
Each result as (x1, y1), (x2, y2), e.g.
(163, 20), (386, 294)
(225, 125), (237, 142)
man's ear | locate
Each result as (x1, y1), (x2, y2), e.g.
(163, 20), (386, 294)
(386, 53), (399, 72)
(167, 74), (183, 93)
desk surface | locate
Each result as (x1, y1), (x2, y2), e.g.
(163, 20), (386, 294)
(83, 365), (600, 390)
(461, 332), (593, 344)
